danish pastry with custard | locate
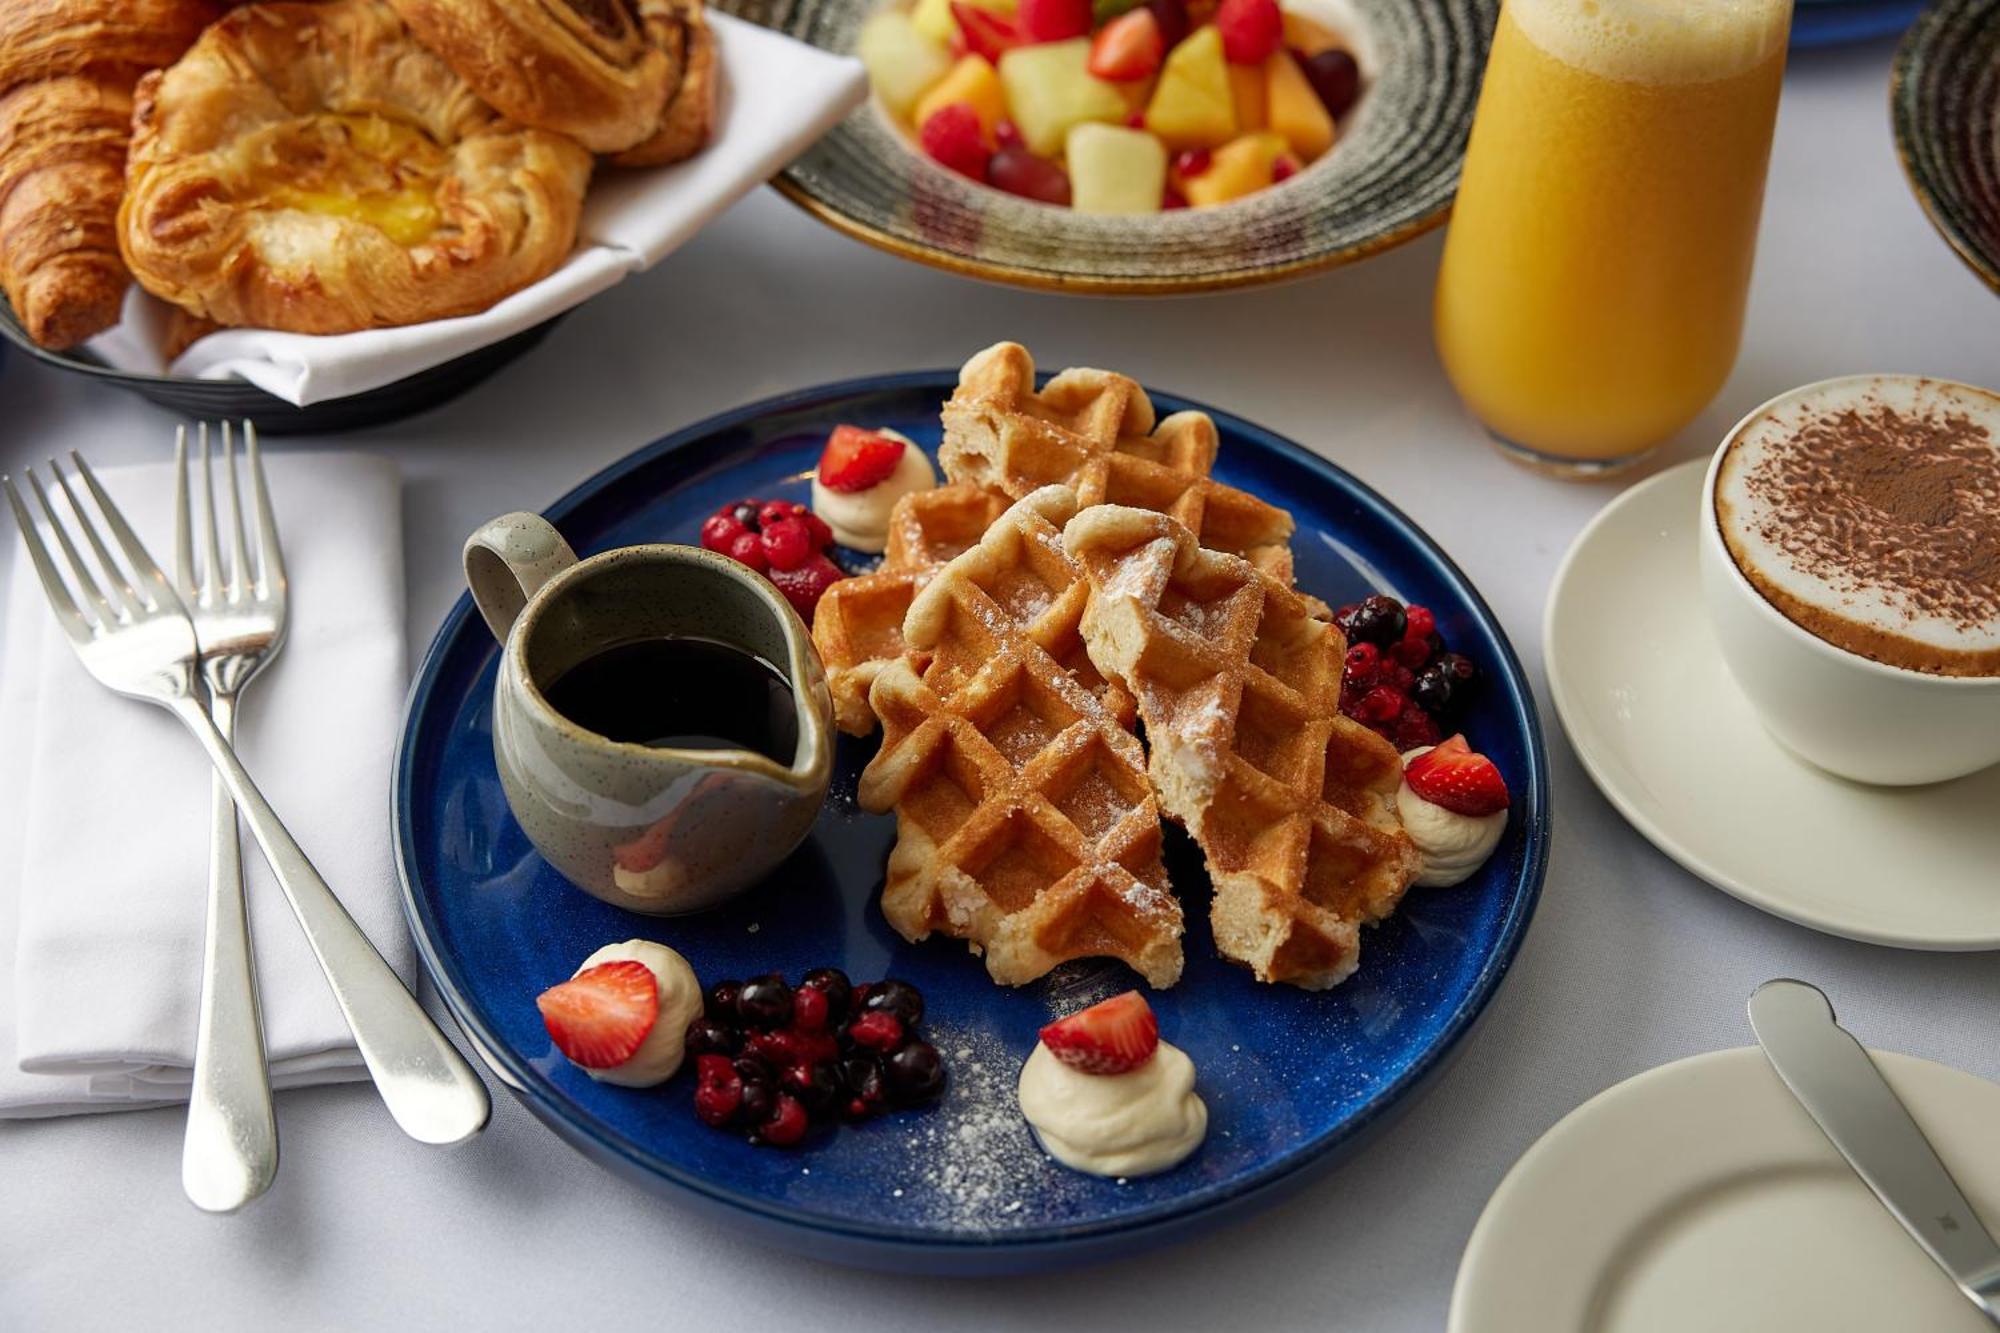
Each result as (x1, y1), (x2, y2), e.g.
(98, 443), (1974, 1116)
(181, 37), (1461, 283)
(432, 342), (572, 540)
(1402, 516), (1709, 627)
(119, 0), (593, 335)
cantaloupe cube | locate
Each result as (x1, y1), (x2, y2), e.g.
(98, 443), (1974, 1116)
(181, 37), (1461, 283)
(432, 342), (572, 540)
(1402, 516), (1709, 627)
(1182, 131), (1291, 206)
(860, 12), (953, 121)
(1228, 61), (1266, 131)
(1282, 11), (1344, 56)
(1265, 50), (1335, 159)
(1143, 24), (1236, 150)
(916, 55), (1007, 141)
(1067, 122), (1169, 214)
(913, 0), (1019, 45)
(998, 39), (1129, 156)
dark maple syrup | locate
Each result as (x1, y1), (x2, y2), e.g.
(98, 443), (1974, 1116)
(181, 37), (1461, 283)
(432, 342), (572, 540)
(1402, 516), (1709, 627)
(542, 636), (797, 763)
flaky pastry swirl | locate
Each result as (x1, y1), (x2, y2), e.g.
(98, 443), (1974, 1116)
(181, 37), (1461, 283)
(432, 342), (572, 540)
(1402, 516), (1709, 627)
(119, 0), (593, 335)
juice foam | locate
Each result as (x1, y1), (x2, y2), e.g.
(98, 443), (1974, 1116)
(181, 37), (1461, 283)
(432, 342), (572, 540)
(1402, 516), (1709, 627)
(1508, 0), (1791, 85)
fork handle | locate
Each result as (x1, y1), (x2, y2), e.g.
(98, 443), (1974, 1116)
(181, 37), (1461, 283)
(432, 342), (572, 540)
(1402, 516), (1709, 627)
(168, 695), (491, 1146)
(182, 690), (278, 1213)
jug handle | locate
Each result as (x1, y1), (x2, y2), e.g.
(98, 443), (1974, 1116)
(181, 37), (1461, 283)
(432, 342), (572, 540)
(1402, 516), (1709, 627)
(464, 512), (579, 644)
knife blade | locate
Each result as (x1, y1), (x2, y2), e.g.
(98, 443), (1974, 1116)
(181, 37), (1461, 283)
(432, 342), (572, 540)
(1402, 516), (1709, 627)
(1749, 978), (2000, 1326)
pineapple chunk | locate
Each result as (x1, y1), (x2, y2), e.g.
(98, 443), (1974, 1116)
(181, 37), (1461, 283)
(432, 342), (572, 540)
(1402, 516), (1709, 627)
(916, 55), (1007, 140)
(1143, 25), (1236, 150)
(1182, 131), (1291, 207)
(860, 12), (954, 121)
(998, 39), (1129, 156)
(913, 0), (1018, 46)
(1228, 61), (1265, 131)
(1265, 50), (1335, 160)
(1067, 122), (1168, 214)
(1282, 11), (1345, 56)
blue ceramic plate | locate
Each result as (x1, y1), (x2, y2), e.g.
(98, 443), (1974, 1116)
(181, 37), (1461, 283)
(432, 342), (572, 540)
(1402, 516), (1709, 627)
(394, 372), (1550, 1274)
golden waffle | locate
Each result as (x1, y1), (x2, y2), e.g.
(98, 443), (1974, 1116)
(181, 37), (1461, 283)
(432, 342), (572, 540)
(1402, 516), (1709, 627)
(940, 341), (1297, 581)
(811, 486), (1007, 735)
(1063, 503), (1420, 989)
(857, 487), (1183, 988)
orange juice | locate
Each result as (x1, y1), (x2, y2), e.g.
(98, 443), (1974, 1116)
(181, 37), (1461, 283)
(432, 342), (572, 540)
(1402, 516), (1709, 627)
(1434, 0), (1792, 473)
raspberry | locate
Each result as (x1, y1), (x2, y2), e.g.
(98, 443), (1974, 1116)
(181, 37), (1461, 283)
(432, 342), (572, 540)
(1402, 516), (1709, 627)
(1390, 636), (1432, 670)
(800, 510), (835, 550)
(1383, 661), (1416, 693)
(846, 1010), (904, 1053)
(760, 516), (814, 571)
(1216, 0), (1282, 64)
(700, 513), (746, 552)
(1405, 605), (1436, 642)
(1392, 707), (1441, 752)
(1356, 685), (1404, 723)
(919, 102), (990, 181)
(757, 501), (792, 531)
(726, 530), (768, 573)
(768, 553), (843, 622)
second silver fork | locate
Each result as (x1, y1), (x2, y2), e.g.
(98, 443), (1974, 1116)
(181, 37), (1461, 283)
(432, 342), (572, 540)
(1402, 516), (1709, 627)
(175, 422), (281, 1215)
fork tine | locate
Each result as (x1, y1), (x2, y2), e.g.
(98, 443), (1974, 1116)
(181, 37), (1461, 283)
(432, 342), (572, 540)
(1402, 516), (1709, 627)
(4, 475), (96, 642)
(45, 460), (140, 619)
(174, 426), (196, 596)
(197, 424), (222, 603)
(244, 422), (284, 594)
(223, 422), (251, 600)
(25, 468), (117, 623)
(70, 451), (178, 612)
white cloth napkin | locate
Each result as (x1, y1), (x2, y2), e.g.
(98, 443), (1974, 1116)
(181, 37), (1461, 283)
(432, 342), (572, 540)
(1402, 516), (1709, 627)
(85, 13), (866, 406)
(0, 453), (410, 1117)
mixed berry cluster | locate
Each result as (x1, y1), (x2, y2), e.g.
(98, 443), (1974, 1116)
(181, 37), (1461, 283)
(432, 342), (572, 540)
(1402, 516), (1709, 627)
(1333, 594), (1480, 752)
(687, 970), (945, 1148)
(699, 499), (845, 622)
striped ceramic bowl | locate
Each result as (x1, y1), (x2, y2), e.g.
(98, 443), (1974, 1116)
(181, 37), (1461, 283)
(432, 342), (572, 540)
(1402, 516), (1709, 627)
(1893, 0), (2000, 296)
(719, 0), (1495, 294)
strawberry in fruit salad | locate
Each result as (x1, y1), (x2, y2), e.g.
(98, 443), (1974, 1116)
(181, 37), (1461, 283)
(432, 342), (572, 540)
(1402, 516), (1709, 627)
(857, 0), (1365, 213)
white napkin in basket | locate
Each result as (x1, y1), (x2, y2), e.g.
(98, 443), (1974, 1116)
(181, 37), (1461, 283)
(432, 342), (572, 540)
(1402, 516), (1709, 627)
(85, 13), (866, 407)
(0, 453), (410, 1117)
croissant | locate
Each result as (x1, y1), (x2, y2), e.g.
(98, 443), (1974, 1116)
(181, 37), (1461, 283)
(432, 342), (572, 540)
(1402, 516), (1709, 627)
(386, 0), (675, 154)
(0, 1), (221, 349)
(120, 0), (593, 334)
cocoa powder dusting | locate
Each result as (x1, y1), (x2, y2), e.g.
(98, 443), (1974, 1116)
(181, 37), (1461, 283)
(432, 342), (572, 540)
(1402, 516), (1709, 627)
(1742, 397), (2000, 630)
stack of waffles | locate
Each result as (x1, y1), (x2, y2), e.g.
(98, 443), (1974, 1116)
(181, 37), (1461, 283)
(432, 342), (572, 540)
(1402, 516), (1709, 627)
(832, 342), (1419, 990)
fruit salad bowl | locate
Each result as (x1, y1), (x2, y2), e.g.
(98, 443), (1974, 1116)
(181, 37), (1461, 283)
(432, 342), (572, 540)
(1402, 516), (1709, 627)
(716, 0), (1496, 293)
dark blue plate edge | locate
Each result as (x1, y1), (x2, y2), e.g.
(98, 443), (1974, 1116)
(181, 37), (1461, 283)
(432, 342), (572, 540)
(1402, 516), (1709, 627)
(390, 369), (1552, 1258)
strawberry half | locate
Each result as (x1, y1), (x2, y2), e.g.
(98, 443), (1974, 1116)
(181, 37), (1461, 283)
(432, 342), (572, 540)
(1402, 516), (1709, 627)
(1088, 8), (1165, 81)
(1404, 734), (1509, 817)
(536, 960), (659, 1069)
(951, 2), (1022, 62)
(1038, 990), (1159, 1075)
(817, 425), (906, 493)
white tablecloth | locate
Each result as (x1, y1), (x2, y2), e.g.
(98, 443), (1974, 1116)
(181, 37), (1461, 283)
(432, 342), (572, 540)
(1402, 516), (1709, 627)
(3, 35), (1997, 1332)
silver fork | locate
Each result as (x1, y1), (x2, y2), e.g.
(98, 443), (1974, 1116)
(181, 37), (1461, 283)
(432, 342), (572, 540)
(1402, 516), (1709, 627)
(3, 453), (490, 1161)
(173, 423), (280, 1214)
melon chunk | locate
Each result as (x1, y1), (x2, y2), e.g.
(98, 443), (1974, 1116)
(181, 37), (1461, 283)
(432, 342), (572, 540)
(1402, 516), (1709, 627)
(1068, 122), (1169, 214)
(860, 12), (953, 120)
(1143, 24), (1236, 150)
(1265, 50), (1336, 160)
(999, 39), (1129, 156)
(916, 55), (1007, 141)
(1182, 131), (1292, 207)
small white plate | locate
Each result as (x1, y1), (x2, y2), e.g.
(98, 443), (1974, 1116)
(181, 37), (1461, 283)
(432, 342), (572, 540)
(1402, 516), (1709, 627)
(1544, 460), (2000, 950)
(1450, 1047), (2000, 1333)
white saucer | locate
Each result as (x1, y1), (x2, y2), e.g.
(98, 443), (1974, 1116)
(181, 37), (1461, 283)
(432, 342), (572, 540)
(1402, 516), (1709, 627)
(1544, 460), (2000, 950)
(1450, 1047), (2000, 1333)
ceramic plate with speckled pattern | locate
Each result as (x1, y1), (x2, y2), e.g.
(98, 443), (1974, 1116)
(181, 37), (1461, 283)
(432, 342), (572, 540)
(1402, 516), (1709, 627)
(715, 0), (1495, 293)
(1893, 0), (2000, 296)
(394, 371), (1548, 1274)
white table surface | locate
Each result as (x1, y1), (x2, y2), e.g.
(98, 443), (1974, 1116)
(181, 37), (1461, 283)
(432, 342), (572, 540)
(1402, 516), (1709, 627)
(4, 33), (1998, 1333)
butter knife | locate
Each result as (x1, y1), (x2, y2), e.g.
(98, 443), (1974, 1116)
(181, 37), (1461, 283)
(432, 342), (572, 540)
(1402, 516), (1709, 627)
(1749, 978), (2000, 1326)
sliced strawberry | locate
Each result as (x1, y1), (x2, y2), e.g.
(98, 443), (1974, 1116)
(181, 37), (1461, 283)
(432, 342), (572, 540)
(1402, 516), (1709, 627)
(1404, 734), (1509, 817)
(920, 102), (991, 180)
(951, 2), (1022, 62)
(1088, 8), (1165, 80)
(1216, 0), (1283, 64)
(817, 424), (907, 493)
(536, 960), (659, 1069)
(1038, 990), (1159, 1075)
(1019, 0), (1091, 41)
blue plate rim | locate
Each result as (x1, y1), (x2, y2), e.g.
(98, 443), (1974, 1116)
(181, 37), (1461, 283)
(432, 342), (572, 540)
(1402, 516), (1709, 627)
(392, 368), (1552, 1252)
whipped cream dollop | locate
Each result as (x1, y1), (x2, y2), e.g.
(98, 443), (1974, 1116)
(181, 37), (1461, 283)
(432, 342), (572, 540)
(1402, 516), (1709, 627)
(1396, 746), (1506, 887)
(572, 940), (702, 1087)
(1017, 1040), (1208, 1177)
(810, 429), (936, 553)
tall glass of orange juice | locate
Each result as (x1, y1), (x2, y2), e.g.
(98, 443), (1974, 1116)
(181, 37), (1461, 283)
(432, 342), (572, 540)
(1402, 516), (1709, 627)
(1434, 0), (1793, 476)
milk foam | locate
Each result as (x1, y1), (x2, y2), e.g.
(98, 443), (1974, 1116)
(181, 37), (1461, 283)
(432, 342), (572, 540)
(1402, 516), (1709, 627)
(1509, 0), (1792, 85)
(1716, 377), (2000, 668)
